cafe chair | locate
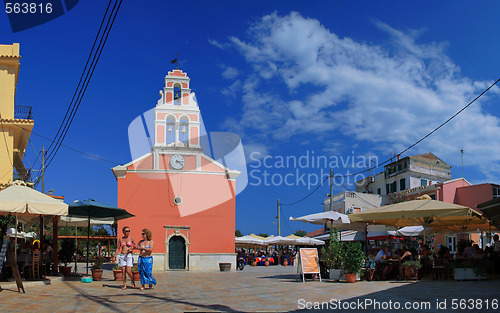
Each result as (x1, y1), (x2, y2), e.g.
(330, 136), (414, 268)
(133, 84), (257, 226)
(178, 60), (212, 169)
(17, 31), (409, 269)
(25, 250), (41, 280)
(364, 259), (376, 281)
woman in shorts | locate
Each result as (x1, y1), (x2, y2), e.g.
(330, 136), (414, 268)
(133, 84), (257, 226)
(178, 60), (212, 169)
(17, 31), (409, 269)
(113, 226), (137, 289)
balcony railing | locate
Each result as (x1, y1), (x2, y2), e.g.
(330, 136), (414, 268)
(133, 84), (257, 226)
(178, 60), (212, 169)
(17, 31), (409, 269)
(14, 105), (33, 120)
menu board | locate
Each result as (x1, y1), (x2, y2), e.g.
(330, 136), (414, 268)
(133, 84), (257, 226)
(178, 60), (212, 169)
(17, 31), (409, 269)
(297, 248), (321, 282)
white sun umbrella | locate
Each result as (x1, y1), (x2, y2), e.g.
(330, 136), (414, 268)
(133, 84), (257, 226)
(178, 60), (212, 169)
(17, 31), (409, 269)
(396, 226), (425, 236)
(235, 235), (266, 245)
(46, 215), (115, 273)
(295, 237), (325, 246)
(265, 236), (298, 245)
(59, 216), (115, 227)
(289, 211), (351, 227)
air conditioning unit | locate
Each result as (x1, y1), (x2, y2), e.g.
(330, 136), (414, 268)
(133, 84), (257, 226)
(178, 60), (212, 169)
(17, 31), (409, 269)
(347, 208), (354, 214)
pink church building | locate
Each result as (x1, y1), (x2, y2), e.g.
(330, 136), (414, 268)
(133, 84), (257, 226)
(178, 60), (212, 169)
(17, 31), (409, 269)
(113, 69), (240, 271)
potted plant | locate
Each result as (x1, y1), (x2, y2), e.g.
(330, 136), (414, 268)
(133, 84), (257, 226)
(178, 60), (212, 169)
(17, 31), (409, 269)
(451, 259), (492, 280)
(112, 263), (123, 281)
(340, 242), (365, 283)
(131, 265), (140, 281)
(320, 227), (343, 280)
(58, 239), (74, 277)
(91, 258), (104, 281)
(401, 260), (421, 280)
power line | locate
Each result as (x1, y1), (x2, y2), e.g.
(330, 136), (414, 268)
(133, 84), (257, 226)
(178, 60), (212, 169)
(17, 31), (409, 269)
(281, 176), (329, 206)
(279, 76), (500, 207)
(45, 0), (113, 157)
(44, 0), (123, 170)
(336, 77), (500, 178)
(8, 121), (121, 168)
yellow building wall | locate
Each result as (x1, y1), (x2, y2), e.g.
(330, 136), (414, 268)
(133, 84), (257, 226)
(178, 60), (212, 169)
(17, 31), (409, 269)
(0, 43), (33, 185)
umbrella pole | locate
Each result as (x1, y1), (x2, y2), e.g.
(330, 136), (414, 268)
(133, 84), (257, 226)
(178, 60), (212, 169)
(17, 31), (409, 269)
(423, 222), (426, 245)
(14, 214), (18, 262)
(74, 224), (78, 273)
(86, 213), (90, 276)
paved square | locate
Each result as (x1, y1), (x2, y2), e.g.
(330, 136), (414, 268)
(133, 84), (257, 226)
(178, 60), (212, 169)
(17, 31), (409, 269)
(1, 265), (499, 312)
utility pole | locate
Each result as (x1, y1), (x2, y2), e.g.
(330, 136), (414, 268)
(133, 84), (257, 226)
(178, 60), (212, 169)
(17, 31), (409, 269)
(41, 146), (45, 193)
(40, 146), (45, 244)
(276, 199), (281, 236)
(329, 169), (333, 212)
(460, 149), (464, 178)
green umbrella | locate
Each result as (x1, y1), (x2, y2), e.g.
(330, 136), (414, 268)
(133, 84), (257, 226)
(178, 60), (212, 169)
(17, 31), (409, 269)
(68, 199), (134, 276)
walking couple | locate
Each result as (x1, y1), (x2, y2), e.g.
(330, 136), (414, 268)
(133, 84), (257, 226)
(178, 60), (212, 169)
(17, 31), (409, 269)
(113, 226), (157, 290)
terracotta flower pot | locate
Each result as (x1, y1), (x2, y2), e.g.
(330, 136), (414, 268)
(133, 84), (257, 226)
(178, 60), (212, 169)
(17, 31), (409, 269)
(58, 265), (72, 277)
(404, 266), (418, 280)
(91, 269), (103, 281)
(345, 273), (356, 283)
(283, 259), (288, 266)
(132, 270), (140, 281)
(113, 269), (123, 281)
(251, 261), (257, 266)
(264, 261), (269, 267)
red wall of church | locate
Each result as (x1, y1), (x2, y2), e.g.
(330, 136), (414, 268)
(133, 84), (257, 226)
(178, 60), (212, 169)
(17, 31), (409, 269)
(116, 168), (236, 254)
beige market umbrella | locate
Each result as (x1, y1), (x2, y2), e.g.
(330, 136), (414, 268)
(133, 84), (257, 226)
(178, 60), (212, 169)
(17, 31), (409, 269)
(0, 182), (68, 217)
(0, 181), (69, 259)
(349, 197), (489, 242)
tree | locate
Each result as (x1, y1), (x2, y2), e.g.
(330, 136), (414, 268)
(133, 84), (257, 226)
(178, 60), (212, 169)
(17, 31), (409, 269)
(258, 233), (269, 238)
(320, 227), (343, 270)
(294, 230), (307, 237)
(235, 230), (243, 237)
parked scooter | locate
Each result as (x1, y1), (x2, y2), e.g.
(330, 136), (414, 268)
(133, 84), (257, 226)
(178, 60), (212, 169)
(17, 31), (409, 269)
(237, 249), (246, 270)
(237, 256), (245, 270)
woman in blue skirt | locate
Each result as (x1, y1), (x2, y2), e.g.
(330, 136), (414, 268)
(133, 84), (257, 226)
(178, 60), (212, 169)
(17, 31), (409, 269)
(137, 228), (157, 290)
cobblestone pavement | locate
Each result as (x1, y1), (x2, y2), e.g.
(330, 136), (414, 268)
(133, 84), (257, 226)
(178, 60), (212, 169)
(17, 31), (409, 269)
(1, 265), (499, 312)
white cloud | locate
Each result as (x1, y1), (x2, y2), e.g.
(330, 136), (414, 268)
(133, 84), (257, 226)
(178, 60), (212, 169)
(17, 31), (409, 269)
(221, 66), (240, 79)
(219, 12), (500, 177)
(208, 39), (226, 49)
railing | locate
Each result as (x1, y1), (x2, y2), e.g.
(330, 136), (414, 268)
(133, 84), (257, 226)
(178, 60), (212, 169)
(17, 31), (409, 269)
(14, 105), (33, 120)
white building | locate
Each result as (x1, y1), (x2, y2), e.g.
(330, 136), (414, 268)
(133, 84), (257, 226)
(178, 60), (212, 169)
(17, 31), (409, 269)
(324, 191), (384, 214)
(355, 153), (451, 198)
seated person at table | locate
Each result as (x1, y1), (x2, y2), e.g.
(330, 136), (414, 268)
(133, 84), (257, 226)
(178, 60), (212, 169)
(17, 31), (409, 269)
(375, 245), (392, 280)
(398, 246), (414, 279)
(463, 242), (476, 259)
(438, 246), (451, 259)
(421, 244), (432, 260)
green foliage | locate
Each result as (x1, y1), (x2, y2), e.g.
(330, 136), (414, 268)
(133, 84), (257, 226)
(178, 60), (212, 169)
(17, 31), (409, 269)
(59, 238), (75, 266)
(294, 230), (307, 237)
(92, 258), (104, 269)
(401, 260), (422, 269)
(131, 265), (138, 272)
(0, 214), (14, 239)
(320, 227), (343, 269)
(388, 193), (410, 204)
(257, 233), (269, 238)
(235, 230), (243, 237)
(341, 242), (365, 275)
(113, 263), (120, 270)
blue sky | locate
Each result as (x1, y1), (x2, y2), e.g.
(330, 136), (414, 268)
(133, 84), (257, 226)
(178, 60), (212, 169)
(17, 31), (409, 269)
(2, 1), (500, 236)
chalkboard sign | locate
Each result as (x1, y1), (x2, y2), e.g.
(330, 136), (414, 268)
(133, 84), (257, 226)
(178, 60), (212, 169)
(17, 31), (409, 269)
(0, 239), (8, 274)
(0, 240), (25, 293)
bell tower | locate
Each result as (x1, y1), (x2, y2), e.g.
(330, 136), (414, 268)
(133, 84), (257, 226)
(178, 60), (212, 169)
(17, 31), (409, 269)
(152, 69), (202, 170)
(154, 68), (201, 149)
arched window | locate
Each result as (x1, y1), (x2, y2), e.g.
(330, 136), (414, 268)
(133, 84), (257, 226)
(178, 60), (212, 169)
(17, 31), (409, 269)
(173, 84), (181, 105)
(179, 118), (189, 145)
(166, 118), (175, 145)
